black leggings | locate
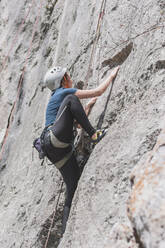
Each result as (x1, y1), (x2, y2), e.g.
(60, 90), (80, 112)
(45, 94), (96, 207)
(52, 94), (95, 143)
(59, 154), (80, 207)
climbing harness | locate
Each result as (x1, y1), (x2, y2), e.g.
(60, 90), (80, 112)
(0, 0), (42, 161)
(43, 130), (74, 169)
(33, 104), (75, 169)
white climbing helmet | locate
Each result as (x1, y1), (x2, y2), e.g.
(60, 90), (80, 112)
(44, 66), (67, 91)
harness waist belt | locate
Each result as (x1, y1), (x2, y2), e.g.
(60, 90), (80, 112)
(49, 130), (73, 169)
(50, 130), (69, 148)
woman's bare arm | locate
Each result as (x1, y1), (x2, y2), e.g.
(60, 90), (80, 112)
(75, 66), (119, 99)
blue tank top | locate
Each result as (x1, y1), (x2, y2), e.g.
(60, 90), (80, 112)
(45, 87), (77, 127)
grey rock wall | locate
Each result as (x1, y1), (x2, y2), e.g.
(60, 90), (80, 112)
(0, 0), (165, 247)
(128, 125), (165, 248)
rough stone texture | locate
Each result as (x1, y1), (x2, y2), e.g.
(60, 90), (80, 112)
(104, 223), (138, 248)
(0, 1), (66, 247)
(128, 125), (165, 248)
(0, 0), (165, 247)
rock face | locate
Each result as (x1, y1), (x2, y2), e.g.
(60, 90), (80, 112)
(128, 126), (165, 248)
(0, 0), (165, 248)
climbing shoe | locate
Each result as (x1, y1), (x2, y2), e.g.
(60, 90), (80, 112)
(91, 129), (107, 145)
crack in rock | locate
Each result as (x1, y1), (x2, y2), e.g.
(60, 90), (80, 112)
(133, 227), (145, 248)
(101, 42), (133, 77)
(28, 86), (39, 106)
(37, 204), (63, 248)
(137, 129), (162, 158)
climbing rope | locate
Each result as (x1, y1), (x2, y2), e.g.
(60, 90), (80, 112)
(84, 0), (107, 89)
(0, 0), (36, 74)
(0, 0), (42, 161)
(44, 180), (64, 248)
(96, 0), (107, 86)
(45, 10), (165, 248)
(97, 77), (116, 129)
(77, 0), (107, 150)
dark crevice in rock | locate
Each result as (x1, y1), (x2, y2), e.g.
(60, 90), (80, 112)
(130, 175), (135, 188)
(48, 195), (56, 206)
(147, 44), (165, 58)
(128, 129), (163, 175)
(129, 128), (162, 187)
(98, 87), (126, 128)
(111, 5), (118, 11)
(133, 227), (145, 248)
(28, 86), (39, 106)
(120, 60), (165, 107)
(40, 20), (58, 42)
(139, 60), (165, 83)
(0, 73), (25, 170)
(43, 47), (52, 58)
(0, 163), (6, 173)
(97, 80), (115, 129)
(106, 111), (118, 126)
(96, 43), (134, 129)
(155, 60), (165, 70)
(37, 203), (63, 248)
(40, 22), (50, 40)
(15, 44), (22, 54)
(101, 42), (133, 78)
(16, 118), (21, 126)
(45, 0), (58, 19)
(16, 73), (24, 112)
(74, 80), (84, 90)
(40, 1), (61, 41)
(75, 133), (93, 175)
(137, 129), (161, 158)
(16, 86), (24, 112)
(21, 21), (33, 33)
(158, 0), (165, 10)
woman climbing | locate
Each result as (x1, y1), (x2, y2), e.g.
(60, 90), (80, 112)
(43, 65), (119, 234)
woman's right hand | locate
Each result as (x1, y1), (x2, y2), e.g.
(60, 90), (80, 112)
(110, 66), (120, 79)
(86, 97), (97, 108)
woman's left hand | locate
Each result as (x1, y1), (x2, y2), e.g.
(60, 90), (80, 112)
(87, 97), (97, 108)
